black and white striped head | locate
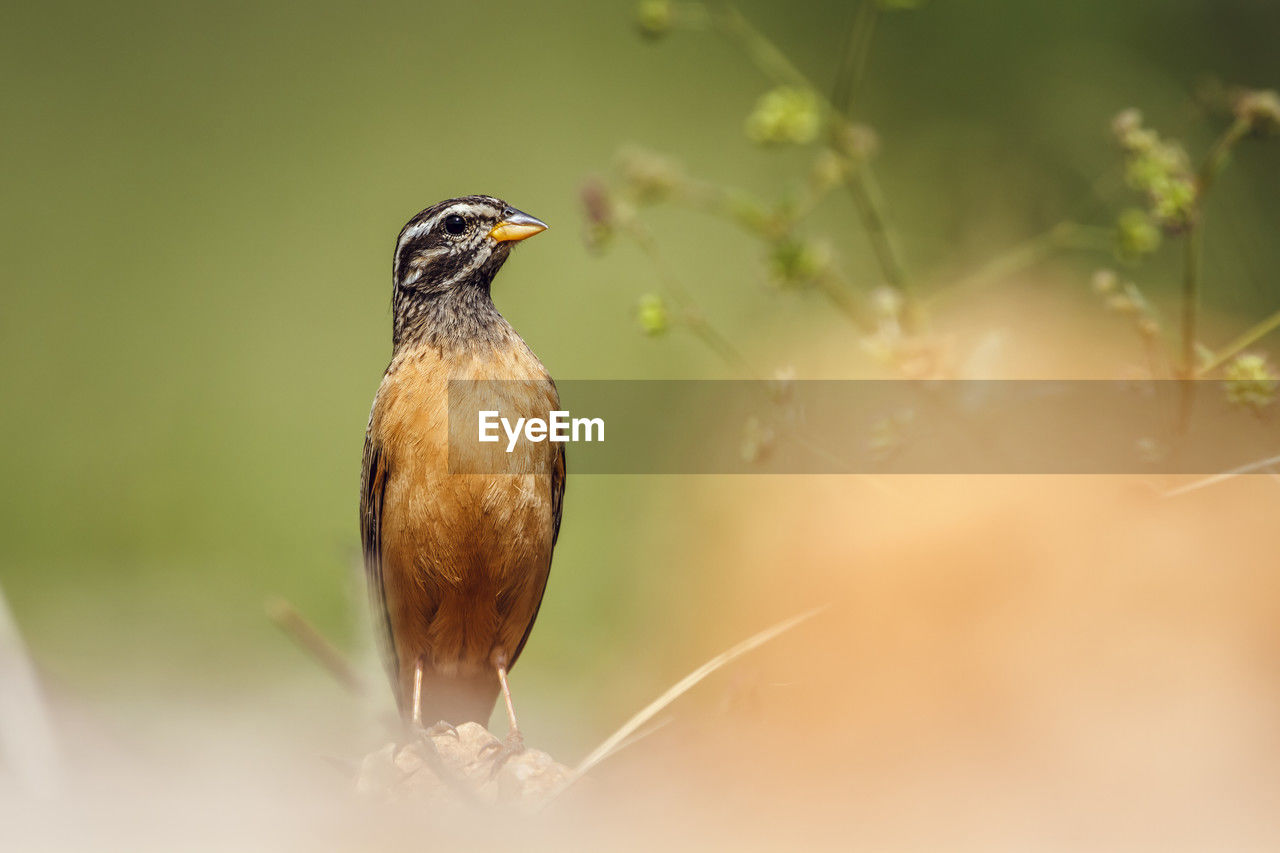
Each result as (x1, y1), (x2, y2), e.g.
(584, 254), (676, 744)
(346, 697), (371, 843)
(390, 195), (547, 349)
(393, 195), (547, 296)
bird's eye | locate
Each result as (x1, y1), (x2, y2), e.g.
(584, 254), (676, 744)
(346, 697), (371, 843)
(444, 214), (467, 236)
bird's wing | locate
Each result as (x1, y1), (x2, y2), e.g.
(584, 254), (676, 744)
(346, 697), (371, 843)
(359, 431), (399, 691)
(510, 441), (565, 667)
(551, 440), (566, 548)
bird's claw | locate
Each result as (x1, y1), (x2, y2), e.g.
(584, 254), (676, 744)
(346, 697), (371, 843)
(482, 732), (526, 778)
(420, 720), (459, 739)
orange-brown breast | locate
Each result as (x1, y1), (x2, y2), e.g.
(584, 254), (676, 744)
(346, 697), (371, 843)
(363, 335), (561, 715)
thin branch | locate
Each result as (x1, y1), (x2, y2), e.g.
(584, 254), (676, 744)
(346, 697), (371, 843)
(929, 222), (1112, 306)
(266, 597), (366, 695)
(709, 3), (917, 328)
(815, 271), (877, 333)
(831, 1), (878, 117)
(683, 312), (759, 377)
(1199, 115), (1252, 197)
(1180, 115), (1253, 377)
(622, 218), (759, 378)
(847, 163), (912, 304)
(1179, 221), (1204, 379)
(1174, 115), (1252, 427)
(709, 3), (811, 90)
(1198, 306), (1280, 376)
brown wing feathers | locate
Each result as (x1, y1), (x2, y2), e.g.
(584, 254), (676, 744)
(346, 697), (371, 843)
(359, 432), (400, 698)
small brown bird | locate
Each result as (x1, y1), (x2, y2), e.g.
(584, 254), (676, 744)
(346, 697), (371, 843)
(360, 196), (563, 747)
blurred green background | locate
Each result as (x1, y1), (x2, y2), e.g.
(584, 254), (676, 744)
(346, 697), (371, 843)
(2, 1), (1277, 754)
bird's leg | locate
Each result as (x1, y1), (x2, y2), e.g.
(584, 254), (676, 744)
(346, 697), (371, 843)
(494, 656), (524, 752)
(482, 650), (526, 776)
(405, 658), (457, 738)
(411, 658), (425, 727)
(394, 659), (434, 764)
(407, 658), (458, 738)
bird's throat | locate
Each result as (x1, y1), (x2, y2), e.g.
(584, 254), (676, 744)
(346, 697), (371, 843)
(392, 279), (509, 354)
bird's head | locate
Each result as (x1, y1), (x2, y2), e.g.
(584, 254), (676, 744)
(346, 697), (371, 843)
(393, 195), (547, 297)
(390, 195), (547, 349)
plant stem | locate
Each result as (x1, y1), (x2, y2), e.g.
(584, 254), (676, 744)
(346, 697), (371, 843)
(711, 3), (917, 329)
(1179, 221), (1203, 378)
(623, 217), (758, 377)
(1198, 306), (1280, 375)
(1200, 116), (1252, 196)
(684, 312), (758, 377)
(710, 4), (811, 89)
(829, 2), (916, 329)
(1172, 114), (1253, 431)
(832, 1), (878, 117)
(831, 5), (917, 331)
(1179, 115), (1251, 378)
(927, 222), (1111, 307)
(816, 272), (876, 333)
(846, 162), (917, 329)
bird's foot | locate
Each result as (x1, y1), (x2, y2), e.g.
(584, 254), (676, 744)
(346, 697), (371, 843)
(482, 730), (526, 778)
(396, 721), (456, 764)
(420, 720), (459, 740)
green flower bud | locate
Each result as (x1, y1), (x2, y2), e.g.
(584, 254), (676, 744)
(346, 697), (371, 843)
(636, 293), (669, 336)
(768, 238), (832, 289)
(580, 179), (615, 253)
(1111, 109), (1145, 149)
(1114, 208), (1161, 259)
(1111, 112), (1198, 233)
(616, 147), (682, 204)
(1235, 89), (1280, 136)
(832, 121), (878, 162)
(810, 149), (849, 192)
(1150, 175), (1197, 233)
(635, 1), (673, 40)
(1123, 143), (1191, 195)
(1091, 269), (1119, 294)
(870, 285), (904, 322)
(1224, 353), (1278, 410)
(745, 87), (822, 146)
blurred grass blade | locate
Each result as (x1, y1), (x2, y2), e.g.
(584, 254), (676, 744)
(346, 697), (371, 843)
(573, 605), (826, 779)
(1162, 451), (1280, 497)
(0, 583), (62, 797)
(604, 714), (673, 761)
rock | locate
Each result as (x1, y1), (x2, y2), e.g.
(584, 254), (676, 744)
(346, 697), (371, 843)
(355, 722), (573, 811)
(494, 746), (573, 809)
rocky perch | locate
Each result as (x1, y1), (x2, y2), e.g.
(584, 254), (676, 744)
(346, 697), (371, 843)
(356, 722), (573, 812)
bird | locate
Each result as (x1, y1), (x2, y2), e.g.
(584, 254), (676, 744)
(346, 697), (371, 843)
(360, 195), (563, 749)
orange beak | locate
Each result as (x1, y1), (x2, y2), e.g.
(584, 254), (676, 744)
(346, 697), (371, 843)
(487, 207), (549, 243)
